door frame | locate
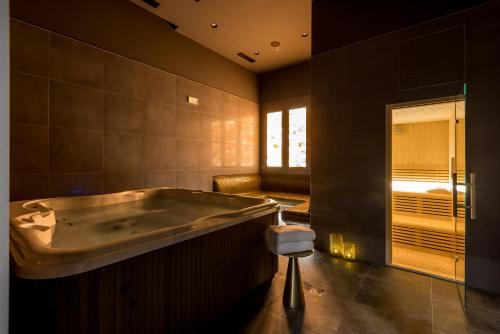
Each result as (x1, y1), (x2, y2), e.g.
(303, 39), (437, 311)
(385, 95), (466, 276)
(0, 0), (10, 331)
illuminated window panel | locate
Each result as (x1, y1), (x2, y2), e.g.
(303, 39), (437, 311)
(266, 111), (282, 167)
(289, 107), (307, 167)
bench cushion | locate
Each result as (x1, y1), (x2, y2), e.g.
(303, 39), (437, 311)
(213, 174), (261, 194)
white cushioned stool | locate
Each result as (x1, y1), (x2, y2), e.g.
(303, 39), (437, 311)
(266, 225), (315, 308)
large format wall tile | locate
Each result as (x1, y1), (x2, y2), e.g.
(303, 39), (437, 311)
(50, 80), (103, 130)
(143, 136), (176, 169)
(399, 26), (465, 90)
(10, 20), (49, 76)
(144, 169), (176, 188)
(10, 20), (259, 200)
(144, 102), (176, 137)
(10, 174), (49, 201)
(145, 67), (176, 105)
(104, 54), (147, 99)
(103, 133), (143, 172)
(10, 123), (49, 174)
(175, 109), (203, 140)
(104, 172), (144, 193)
(49, 127), (103, 173)
(176, 140), (201, 169)
(49, 173), (103, 197)
(104, 93), (145, 134)
(49, 34), (105, 89)
(11, 71), (48, 125)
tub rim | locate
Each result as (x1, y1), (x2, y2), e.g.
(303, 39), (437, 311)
(10, 187), (279, 279)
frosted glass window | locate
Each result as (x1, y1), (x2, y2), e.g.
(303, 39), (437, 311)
(289, 107), (307, 167)
(266, 111), (282, 167)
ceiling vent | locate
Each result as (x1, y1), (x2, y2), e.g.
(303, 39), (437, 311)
(165, 20), (178, 30)
(237, 52), (256, 63)
(142, 0), (160, 9)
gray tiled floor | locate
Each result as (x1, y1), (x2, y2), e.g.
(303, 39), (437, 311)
(200, 250), (500, 333)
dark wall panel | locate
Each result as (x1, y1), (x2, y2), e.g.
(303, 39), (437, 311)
(258, 61), (310, 104)
(312, 0), (500, 293)
(10, 0), (258, 102)
(399, 25), (465, 89)
(312, 0), (492, 55)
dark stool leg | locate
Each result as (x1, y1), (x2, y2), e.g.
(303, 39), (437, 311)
(283, 256), (305, 308)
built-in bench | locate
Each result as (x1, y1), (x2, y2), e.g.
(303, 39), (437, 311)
(213, 174), (310, 223)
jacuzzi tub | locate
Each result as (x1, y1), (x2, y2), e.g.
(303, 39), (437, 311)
(10, 187), (279, 279)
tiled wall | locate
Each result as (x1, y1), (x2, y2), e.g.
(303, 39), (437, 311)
(311, 0), (500, 294)
(10, 20), (259, 201)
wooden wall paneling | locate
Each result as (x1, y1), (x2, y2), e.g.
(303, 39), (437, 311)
(392, 120), (449, 175)
(10, 214), (278, 334)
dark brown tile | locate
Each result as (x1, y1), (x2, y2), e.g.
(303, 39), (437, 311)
(298, 250), (371, 300)
(143, 136), (176, 169)
(354, 266), (432, 328)
(11, 71), (48, 125)
(104, 93), (145, 134)
(467, 288), (500, 314)
(144, 102), (176, 137)
(10, 174), (49, 201)
(268, 280), (350, 333)
(104, 172), (144, 193)
(144, 170), (176, 188)
(104, 54), (147, 99)
(103, 133), (143, 172)
(399, 26), (465, 90)
(50, 34), (104, 88)
(49, 80), (103, 130)
(175, 109), (202, 140)
(49, 127), (103, 173)
(176, 140), (201, 169)
(10, 20), (49, 76)
(145, 67), (176, 105)
(49, 173), (103, 197)
(176, 170), (204, 190)
(10, 123), (48, 173)
(338, 302), (432, 334)
(432, 279), (500, 334)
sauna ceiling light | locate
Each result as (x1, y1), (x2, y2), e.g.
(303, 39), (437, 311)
(211, 23), (218, 28)
(301, 32), (309, 37)
(253, 50), (260, 55)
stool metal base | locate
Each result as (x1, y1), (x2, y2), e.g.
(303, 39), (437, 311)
(282, 250), (312, 309)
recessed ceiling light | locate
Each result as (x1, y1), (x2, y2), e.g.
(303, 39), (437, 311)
(301, 32), (309, 37)
(253, 50), (260, 55)
(211, 23), (218, 28)
(270, 41), (280, 47)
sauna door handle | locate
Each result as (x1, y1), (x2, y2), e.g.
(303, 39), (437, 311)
(470, 173), (477, 220)
(452, 172), (458, 218)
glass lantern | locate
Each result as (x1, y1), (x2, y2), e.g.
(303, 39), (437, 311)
(329, 232), (344, 257)
(343, 242), (356, 261)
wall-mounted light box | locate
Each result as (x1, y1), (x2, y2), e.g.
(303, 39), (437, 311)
(187, 96), (199, 106)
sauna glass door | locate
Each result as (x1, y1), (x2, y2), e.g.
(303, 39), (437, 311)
(452, 99), (466, 306)
(391, 98), (467, 292)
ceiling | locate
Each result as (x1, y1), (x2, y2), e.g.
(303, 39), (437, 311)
(131, 0), (311, 73)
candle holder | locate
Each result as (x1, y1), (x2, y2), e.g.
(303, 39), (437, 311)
(343, 242), (356, 261)
(329, 232), (344, 257)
